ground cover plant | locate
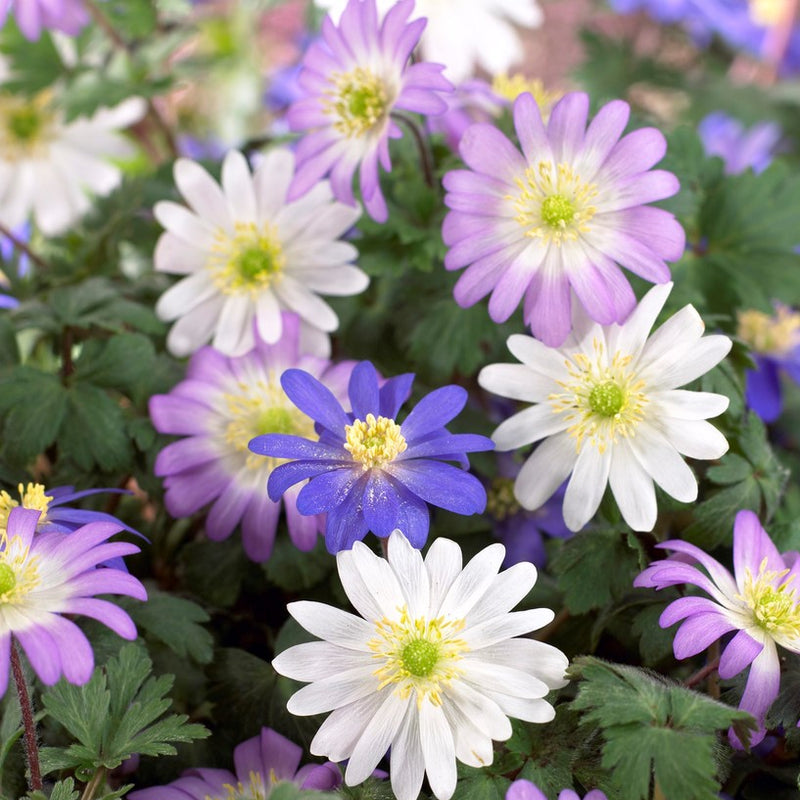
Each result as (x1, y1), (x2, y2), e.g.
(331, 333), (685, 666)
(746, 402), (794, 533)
(1, 0), (800, 798)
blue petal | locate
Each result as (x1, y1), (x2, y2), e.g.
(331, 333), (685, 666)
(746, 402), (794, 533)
(745, 359), (781, 423)
(400, 385), (467, 440)
(280, 369), (350, 436)
(267, 460), (347, 501)
(348, 361), (381, 420)
(390, 460), (487, 515)
(324, 497), (370, 553)
(45, 508), (146, 540)
(249, 433), (346, 460)
(297, 468), (365, 515)
(389, 482), (430, 548)
(379, 373), (414, 419)
(361, 472), (401, 538)
(402, 432), (494, 460)
(48, 486), (129, 506)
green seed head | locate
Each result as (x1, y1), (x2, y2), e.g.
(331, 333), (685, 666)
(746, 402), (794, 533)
(589, 381), (625, 417)
(541, 194), (576, 228)
(236, 246), (279, 282)
(0, 563), (16, 596)
(257, 407), (297, 436)
(8, 107), (41, 143)
(401, 638), (439, 678)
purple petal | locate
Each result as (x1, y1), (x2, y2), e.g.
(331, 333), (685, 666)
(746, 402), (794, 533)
(745, 359), (782, 423)
(718, 630), (764, 679)
(399, 386), (467, 440)
(348, 361), (381, 420)
(16, 624), (62, 684)
(673, 613), (738, 659)
(733, 509), (785, 590)
(241, 492), (281, 562)
(249, 434), (346, 461)
(296, 763), (342, 790)
(296, 468), (364, 515)
(361, 472), (402, 537)
(459, 124), (526, 182)
(402, 432), (493, 460)
(389, 460), (487, 515)
(507, 780), (549, 800)
(61, 597), (137, 639)
(379, 373), (415, 419)
(658, 595), (724, 627)
(267, 459), (349, 501)
(7, 507), (41, 549)
(280, 369), (350, 435)
(283, 485), (320, 552)
(732, 644), (781, 748)
(324, 495), (370, 553)
(0, 635), (9, 697)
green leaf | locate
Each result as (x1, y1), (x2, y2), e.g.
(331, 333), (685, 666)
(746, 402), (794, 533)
(263, 535), (335, 593)
(73, 333), (157, 396)
(121, 588), (213, 664)
(179, 536), (251, 608)
(0, 23), (63, 93)
(569, 657), (757, 800)
(41, 643), (209, 774)
(551, 528), (645, 614)
(23, 778), (80, 800)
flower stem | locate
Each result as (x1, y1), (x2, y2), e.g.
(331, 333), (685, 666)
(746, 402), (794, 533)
(683, 656), (721, 689)
(707, 640), (721, 699)
(11, 642), (42, 792)
(391, 112), (436, 189)
(0, 221), (51, 272)
(80, 767), (106, 800)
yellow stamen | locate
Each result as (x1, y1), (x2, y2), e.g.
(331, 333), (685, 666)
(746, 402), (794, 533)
(0, 528), (40, 605)
(749, 0), (789, 25)
(737, 305), (800, 356)
(0, 482), (53, 529)
(208, 222), (285, 296)
(491, 75), (562, 121)
(344, 413), (407, 469)
(327, 67), (392, 138)
(206, 770), (267, 800)
(739, 557), (800, 643)
(0, 91), (55, 161)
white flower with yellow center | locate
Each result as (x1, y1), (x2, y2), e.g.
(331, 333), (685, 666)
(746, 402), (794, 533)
(479, 282), (732, 532)
(0, 86), (144, 236)
(273, 529), (568, 800)
(154, 148), (368, 358)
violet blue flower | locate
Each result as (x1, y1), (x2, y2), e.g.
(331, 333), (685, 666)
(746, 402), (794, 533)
(508, 780), (608, 800)
(737, 304), (800, 423)
(249, 360), (494, 552)
(287, 0), (453, 222)
(698, 112), (781, 175)
(0, 0), (89, 40)
(150, 313), (355, 562)
(634, 509), (800, 747)
(128, 726), (341, 800)
(0, 506), (146, 695)
(443, 91), (685, 347)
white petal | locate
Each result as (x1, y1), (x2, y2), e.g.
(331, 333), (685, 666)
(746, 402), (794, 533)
(273, 276), (339, 332)
(478, 363), (554, 403)
(464, 608), (555, 649)
(155, 272), (217, 321)
(154, 200), (216, 250)
(154, 232), (207, 275)
(425, 537), (462, 616)
(419, 701), (457, 800)
(630, 424), (698, 503)
(288, 264), (368, 295)
(562, 444), (611, 532)
(287, 666), (379, 715)
(310, 692), (386, 762)
(650, 390), (730, 420)
(255, 289), (283, 344)
(477, 638), (570, 690)
(212, 294), (256, 356)
(607, 281), (672, 360)
(484, 691), (556, 724)
(437, 544), (505, 620)
(222, 150), (257, 223)
(492, 404), (569, 451)
(287, 600), (373, 651)
(390, 705), (426, 800)
(506, 334), (570, 381)
(514, 433), (577, 511)
(445, 679), (512, 742)
(174, 158), (233, 230)
(657, 418), (730, 460)
(254, 147), (294, 220)
(271, 641), (365, 682)
(441, 701), (495, 768)
(165, 294), (224, 356)
(461, 659), (550, 699)
(642, 334), (733, 390)
(345, 691), (407, 785)
(340, 541), (406, 622)
(465, 562), (537, 627)
(387, 530), (430, 620)
(608, 440), (657, 531)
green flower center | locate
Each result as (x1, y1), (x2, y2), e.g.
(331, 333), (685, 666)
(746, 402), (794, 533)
(235, 245), (280, 283)
(588, 381), (625, 417)
(8, 107), (42, 143)
(255, 407), (296, 436)
(740, 559), (800, 640)
(401, 638), (440, 678)
(486, 476), (521, 521)
(540, 194), (576, 228)
(331, 68), (390, 137)
(0, 563), (16, 595)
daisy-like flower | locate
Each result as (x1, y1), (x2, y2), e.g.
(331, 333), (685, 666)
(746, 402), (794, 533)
(128, 726), (342, 800)
(737, 304), (800, 423)
(287, 0), (453, 222)
(0, 0), (89, 41)
(249, 360), (494, 552)
(698, 112), (781, 175)
(478, 282), (731, 532)
(0, 87), (144, 236)
(0, 506), (146, 695)
(273, 529), (569, 800)
(443, 91), (685, 347)
(507, 779), (607, 800)
(634, 509), (800, 747)
(313, 0), (543, 82)
(154, 148), (367, 358)
(150, 313), (354, 561)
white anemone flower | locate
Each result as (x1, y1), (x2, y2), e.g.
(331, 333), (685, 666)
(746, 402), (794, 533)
(313, 0), (543, 82)
(0, 90), (144, 236)
(154, 148), (368, 358)
(273, 529), (568, 800)
(478, 282), (732, 533)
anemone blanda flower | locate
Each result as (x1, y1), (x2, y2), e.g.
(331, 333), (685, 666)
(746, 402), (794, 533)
(150, 313), (354, 562)
(737, 304), (800, 423)
(698, 111), (781, 175)
(478, 282), (731, 532)
(0, 0), (88, 40)
(635, 509), (800, 747)
(273, 529), (569, 800)
(507, 779), (608, 800)
(249, 360), (493, 552)
(0, 88), (144, 236)
(312, 0), (543, 82)
(128, 726), (342, 800)
(0, 506), (146, 695)
(154, 148), (367, 358)
(443, 91), (685, 347)
(287, 0), (453, 222)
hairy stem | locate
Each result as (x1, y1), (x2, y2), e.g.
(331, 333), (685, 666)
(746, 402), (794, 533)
(11, 642), (42, 792)
(391, 112), (436, 190)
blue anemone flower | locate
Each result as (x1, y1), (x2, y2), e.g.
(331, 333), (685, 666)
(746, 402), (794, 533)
(249, 361), (494, 552)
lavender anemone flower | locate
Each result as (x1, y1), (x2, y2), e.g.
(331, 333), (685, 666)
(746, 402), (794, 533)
(698, 112), (781, 175)
(128, 727), (341, 800)
(287, 0), (453, 222)
(737, 304), (800, 423)
(634, 509), (800, 747)
(443, 91), (684, 347)
(150, 314), (355, 562)
(0, 0), (89, 40)
(249, 360), (494, 552)
(0, 507), (146, 695)
(507, 779), (607, 800)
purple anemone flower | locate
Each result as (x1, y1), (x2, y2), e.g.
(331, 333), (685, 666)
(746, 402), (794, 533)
(0, 0), (89, 40)
(634, 509), (800, 747)
(698, 112), (782, 175)
(442, 91), (684, 347)
(507, 779), (608, 800)
(737, 304), (800, 423)
(150, 313), (355, 562)
(128, 726), (341, 800)
(0, 506), (146, 695)
(287, 0), (453, 222)
(249, 360), (494, 552)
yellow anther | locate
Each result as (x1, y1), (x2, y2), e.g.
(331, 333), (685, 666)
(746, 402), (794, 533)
(327, 67), (392, 138)
(209, 222), (285, 296)
(344, 413), (407, 469)
(737, 305), (800, 356)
